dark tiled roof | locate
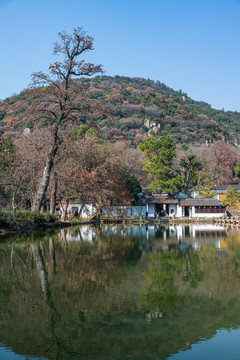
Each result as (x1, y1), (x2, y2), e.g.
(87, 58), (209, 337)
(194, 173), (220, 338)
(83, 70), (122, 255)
(180, 198), (224, 206)
(213, 185), (240, 191)
(147, 196), (178, 204)
(147, 195), (225, 206)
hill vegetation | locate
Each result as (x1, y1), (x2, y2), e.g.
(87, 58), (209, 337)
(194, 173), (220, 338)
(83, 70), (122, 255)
(1, 75), (240, 146)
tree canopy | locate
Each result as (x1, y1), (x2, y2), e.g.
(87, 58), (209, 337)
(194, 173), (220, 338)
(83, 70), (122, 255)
(197, 185), (215, 198)
(178, 153), (202, 195)
(223, 186), (240, 208)
(139, 135), (183, 194)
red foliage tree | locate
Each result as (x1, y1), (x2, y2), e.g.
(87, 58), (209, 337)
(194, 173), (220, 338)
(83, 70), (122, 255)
(56, 135), (132, 218)
(211, 141), (238, 185)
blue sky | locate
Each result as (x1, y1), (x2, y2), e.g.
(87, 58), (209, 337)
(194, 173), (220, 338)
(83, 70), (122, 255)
(1, 0), (240, 111)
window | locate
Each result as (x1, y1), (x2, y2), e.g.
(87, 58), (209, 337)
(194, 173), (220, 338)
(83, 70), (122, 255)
(195, 206), (225, 214)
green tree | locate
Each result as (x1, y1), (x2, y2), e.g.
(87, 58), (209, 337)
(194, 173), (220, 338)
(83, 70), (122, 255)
(139, 135), (183, 194)
(0, 136), (14, 170)
(223, 186), (240, 208)
(178, 153), (202, 195)
(234, 160), (240, 180)
(75, 124), (96, 139)
(197, 185), (215, 198)
(123, 173), (141, 204)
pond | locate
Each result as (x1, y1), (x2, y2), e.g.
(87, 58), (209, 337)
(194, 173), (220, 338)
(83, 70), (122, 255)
(0, 223), (240, 359)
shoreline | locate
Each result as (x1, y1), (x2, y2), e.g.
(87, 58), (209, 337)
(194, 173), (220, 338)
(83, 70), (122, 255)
(0, 215), (235, 236)
(0, 219), (97, 236)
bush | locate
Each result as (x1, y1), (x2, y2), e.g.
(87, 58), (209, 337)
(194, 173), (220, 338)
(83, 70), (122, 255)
(0, 211), (14, 228)
(0, 211), (58, 230)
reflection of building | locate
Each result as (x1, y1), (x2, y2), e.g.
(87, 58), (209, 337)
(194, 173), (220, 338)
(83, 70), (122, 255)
(162, 224), (226, 242)
(59, 223), (230, 253)
(189, 224), (226, 238)
(60, 226), (96, 243)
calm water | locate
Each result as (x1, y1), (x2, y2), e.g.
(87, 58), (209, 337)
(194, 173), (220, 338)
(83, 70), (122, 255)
(1, 223), (240, 359)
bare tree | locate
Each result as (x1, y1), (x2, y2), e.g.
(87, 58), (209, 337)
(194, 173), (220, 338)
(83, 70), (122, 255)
(211, 141), (238, 185)
(28, 27), (103, 211)
(56, 135), (131, 214)
(0, 130), (50, 215)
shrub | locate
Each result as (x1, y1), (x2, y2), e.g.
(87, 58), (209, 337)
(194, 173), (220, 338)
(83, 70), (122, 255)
(0, 211), (58, 230)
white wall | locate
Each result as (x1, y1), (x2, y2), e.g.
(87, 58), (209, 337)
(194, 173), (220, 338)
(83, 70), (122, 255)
(169, 204), (177, 216)
(148, 204), (155, 217)
(176, 204), (182, 217)
(191, 206), (224, 218)
(174, 205), (225, 218)
(60, 203), (96, 218)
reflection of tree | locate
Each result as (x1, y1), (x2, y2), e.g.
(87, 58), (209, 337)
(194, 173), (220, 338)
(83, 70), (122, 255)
(31, 244), (54, 305)
(31, 242), (73, 359)
(223, 232), (240, 256)
(10, 243), (27, 276)
(49, 237), (56, 276)
(220, 232), (240, 277)
(141, 249), (204, 312)
(31, 244), (60, 358)
(141, 252), (181, 312)
(0, 228), (144, 358)
(182, 252), (204, 288)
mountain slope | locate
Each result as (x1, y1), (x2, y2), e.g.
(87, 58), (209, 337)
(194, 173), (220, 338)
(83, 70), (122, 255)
(0, 75), (239, 146)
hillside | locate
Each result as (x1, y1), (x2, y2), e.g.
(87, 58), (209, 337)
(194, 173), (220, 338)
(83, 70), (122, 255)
(1, 75), (240, 146)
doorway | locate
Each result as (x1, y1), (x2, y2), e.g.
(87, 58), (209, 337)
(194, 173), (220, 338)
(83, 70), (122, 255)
(184, 206), (189, 217)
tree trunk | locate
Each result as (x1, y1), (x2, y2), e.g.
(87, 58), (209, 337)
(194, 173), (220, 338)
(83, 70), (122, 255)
(12, 187), (17, 217)
(50, 172), (58, 214)
(32, 154), (54, 211)
(63, 199), (69, 221)
(32, 122), (60, 212)
(78, 203), (85, 218)
(184, 184), (189, 196)
(89, 206), (102, 222)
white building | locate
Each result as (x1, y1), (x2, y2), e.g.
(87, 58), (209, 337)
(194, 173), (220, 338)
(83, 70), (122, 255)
(146, 196), (225, 218)
(62, 195), (226, 219)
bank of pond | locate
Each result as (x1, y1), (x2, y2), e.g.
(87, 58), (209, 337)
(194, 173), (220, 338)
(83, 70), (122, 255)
(0, 207), (234, 236)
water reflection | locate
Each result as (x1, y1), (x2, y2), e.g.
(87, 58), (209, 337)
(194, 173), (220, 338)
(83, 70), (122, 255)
(1, 224), (240, 359)
(59, 223), (229, 254)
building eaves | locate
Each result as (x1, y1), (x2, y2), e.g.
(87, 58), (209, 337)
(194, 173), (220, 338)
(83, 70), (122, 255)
(180, 198), (224, 206)
(147, 196), (178, 204)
